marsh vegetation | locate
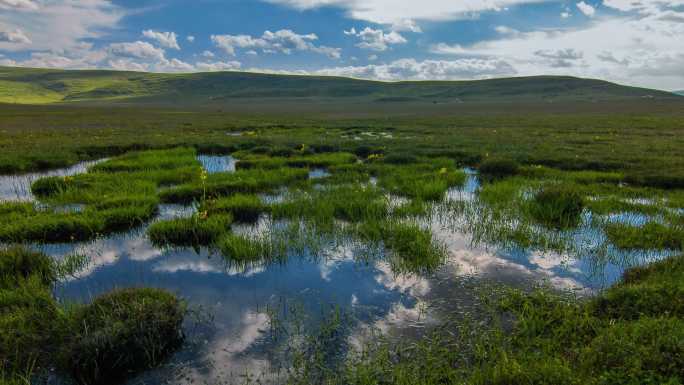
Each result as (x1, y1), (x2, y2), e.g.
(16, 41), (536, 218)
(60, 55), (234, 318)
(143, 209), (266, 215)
(0, 104), (683, 384)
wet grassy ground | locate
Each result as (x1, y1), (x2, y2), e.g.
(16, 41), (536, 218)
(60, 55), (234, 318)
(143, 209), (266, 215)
(1, 103), (683, 384)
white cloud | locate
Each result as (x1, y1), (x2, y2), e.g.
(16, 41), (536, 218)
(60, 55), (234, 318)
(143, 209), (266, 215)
(142, 30), (180, 50)
(0, 0), (38, 10)
(344, 27), (406, 51)
(0, 27), (31, 44)
(107, 41), (166, 61)
(576, 1), (596, 17)
(265, 0), (550, 24)
(201, 50), (215, 58)
(494, 25), (521, 36)
(602, 0), (684, 13)
(195, 60), (242, 71)
(211, 29), (341, 58)
(0, 0), (124, 52)
(432, 11), (684, 89)
(561, 11), (572, 18)
(311, 57), (516, 81)
(391, 19), (422, 33)
(186, 35), (195, 43)
(368, 54), (378, 61)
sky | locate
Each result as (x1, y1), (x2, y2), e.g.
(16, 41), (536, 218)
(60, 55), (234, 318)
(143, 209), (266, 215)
(0, 0), (683, 90)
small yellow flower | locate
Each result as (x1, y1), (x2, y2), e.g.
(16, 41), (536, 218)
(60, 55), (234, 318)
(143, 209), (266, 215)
(439, 167), (447, 174)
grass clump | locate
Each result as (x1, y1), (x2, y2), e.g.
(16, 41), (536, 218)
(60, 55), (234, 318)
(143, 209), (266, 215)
(0, 246), (56, 288)
(355, 220), (446, 273)
(526, 185), (585, 229)
(218, 233), (273, 263)
(59, 288), (186, 385)
(605, 221), (684, 250)
(0, 199), (158, 243)
(201, 194), (267, 223)
(147, 214), (232, 247)
(479, 158), (520, 179)
(159, 168), (308, 204)
(0, 248), (64, 375)
(376, 162), (466, 201)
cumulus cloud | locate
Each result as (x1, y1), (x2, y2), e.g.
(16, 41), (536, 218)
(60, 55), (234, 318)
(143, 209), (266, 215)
(211, 29), (341, 58)
(311, 57), (516, 81)
(344, 27), (406, 51)
(0, 0), (38, 10)
(186, 35), (195, 42)
(534, 48), (584, 67)
(265, 0), (549, 24)
(195, 60), (242, 71)
(107, 41), (166, 61)
(602, 0), (684, 13)
(432, 8), (684, 89)
(0, 27), (31, 44)
(576, 1), (596, 17)
(391, 19), (422, 33)
(142, 30), (180, 50)
(0, 0), (124, 52)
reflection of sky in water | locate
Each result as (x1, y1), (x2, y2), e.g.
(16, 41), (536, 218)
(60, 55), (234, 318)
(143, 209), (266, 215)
(1, 161), (678, 384)
(198, 155), (236, 173)
(308, 168), (331, 179)
(0, 159), (105, 202)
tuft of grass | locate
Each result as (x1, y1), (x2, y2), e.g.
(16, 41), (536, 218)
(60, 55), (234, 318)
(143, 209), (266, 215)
(201, 194), (267, 223)
(525, 184), (585, 229)
(605, 221), (684, 250)
(354, 220), (446, 273)
(59, 288), (186, 385)
(0, 246), (56, 289)
(159, 168), (309, 204)
(147, 214), (232, 247)
(479, 158), (520, 179)
(218, 233), (274, 263)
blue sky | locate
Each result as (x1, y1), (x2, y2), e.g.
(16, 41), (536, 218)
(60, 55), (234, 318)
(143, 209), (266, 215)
(1, 0), (683, 90)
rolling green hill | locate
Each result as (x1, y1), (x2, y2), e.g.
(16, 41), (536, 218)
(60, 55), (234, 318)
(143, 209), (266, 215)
(0, 66), (680, 105)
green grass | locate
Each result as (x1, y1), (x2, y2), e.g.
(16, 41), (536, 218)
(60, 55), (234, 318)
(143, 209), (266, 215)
(525, 184), (585, 229)
(479, 158), (520, 179)
(235, 152), (357, 170)
(159, 168), (309, 204)
(147, 214), (233, 247)
(605, 222), (684, 250)
(201, 194), (268, 223)
(218, 233), (275, 263)
(59, 288), (186, 385)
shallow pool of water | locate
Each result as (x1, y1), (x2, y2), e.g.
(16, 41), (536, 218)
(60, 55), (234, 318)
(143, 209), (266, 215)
(0, 159), (105, 202)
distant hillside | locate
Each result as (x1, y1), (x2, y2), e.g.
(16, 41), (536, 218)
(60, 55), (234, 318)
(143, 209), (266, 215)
(674, 90), (684, 96)
(0, 66), (680, 105)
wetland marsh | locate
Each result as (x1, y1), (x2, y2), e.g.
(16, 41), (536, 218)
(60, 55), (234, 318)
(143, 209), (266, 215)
(0, 127), (684, 384)
(1, 102), (683, 385)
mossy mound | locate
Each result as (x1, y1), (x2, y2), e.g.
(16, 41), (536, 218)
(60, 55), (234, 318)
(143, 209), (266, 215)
(59, 287), (186, 385)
